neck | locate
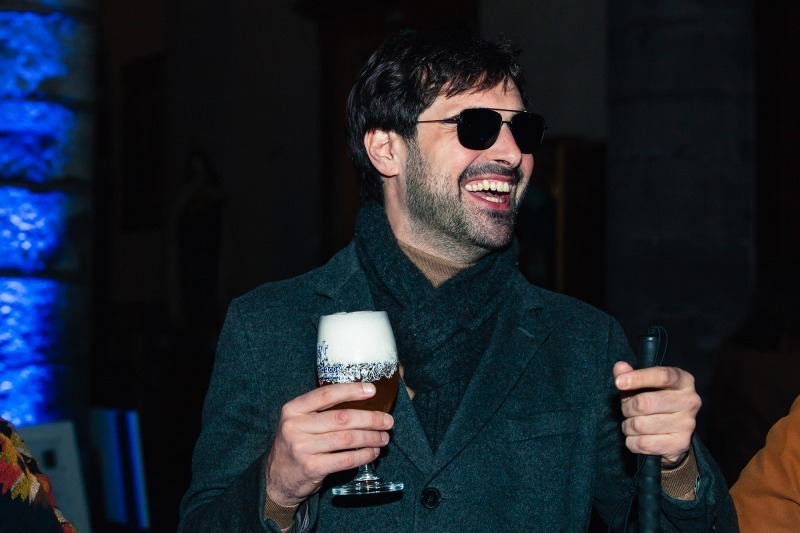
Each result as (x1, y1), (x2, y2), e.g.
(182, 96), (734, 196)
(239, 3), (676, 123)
(385, 206), (491, 264)
(397, 240), (474, 287)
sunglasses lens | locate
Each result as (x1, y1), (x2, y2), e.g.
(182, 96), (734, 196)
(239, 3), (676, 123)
(457, 109), (503, 150)
(510, 112), (545, 154)
(456, 109), (546, 154)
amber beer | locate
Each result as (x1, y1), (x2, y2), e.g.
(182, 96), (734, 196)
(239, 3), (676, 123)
(320, 372), (399, 412)
(317, 311), (399, 414)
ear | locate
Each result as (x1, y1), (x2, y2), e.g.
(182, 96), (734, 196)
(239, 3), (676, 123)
(364, 129), (403, 178)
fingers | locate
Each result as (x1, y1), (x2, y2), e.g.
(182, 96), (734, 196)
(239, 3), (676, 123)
(324, 447), (382, 473)
(287, 382), (379, 414)
(614, 360), (701, 463)
(621, 407), (696, 463)
(612, 360), (634, 379)
(279, 408), (393, 455)
(266, 442), (381, 506)
(614, 363), (694, 392)
(619, 388), (702, 419)
(624, 433), (692, 461)
(315, 408), (394, 433)
(300, 426), (390, 456)
(266, 392), (394, 505)
(281, 404), (394, 437)
(621, 412), (696, 442)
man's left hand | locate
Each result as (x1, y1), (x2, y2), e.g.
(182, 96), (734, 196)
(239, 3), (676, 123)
(613, 361), (701, 466)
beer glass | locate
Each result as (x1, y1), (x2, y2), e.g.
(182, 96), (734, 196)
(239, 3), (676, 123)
(317, 311), (404, 495)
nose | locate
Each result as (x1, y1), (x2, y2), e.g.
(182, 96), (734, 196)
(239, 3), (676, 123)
(486, 122), (523, 168)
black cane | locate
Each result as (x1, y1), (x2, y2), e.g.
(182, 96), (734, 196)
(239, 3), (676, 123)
(636, 327), (662, 533)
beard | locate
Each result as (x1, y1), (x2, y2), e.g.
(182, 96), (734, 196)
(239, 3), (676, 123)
(404, 140), (526, 258)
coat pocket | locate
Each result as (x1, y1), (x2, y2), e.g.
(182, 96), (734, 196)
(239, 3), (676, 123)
(504, 410), (577, 442)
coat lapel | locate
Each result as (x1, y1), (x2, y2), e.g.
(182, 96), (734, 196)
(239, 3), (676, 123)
(431, 277), (552, 474)
(386, 378), (434, 473)
(310, 244), (434, 471)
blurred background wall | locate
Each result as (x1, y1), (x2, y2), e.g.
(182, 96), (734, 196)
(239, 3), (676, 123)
(2, 0), (798, 531)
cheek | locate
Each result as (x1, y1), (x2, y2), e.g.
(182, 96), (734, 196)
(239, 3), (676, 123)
(523, 155), (535, 176)
(516, 158), (535, 197)
(431, 151), (477, 183)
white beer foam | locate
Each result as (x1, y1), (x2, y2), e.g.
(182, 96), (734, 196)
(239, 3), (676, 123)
(317, 311), (398, 365)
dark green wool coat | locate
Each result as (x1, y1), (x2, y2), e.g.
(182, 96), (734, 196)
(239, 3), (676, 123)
(179, 243), (737, 532)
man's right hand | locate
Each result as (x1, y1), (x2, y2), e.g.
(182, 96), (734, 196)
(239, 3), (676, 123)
(265, 382), (394, 506)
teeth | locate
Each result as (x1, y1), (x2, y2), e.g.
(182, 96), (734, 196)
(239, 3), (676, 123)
(465, 181), (512, 193)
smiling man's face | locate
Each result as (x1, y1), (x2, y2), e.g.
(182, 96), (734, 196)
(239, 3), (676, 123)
(384, 82), (535, 263)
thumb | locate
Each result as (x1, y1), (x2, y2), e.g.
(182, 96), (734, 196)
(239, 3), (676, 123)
(613, 360), (634, 380)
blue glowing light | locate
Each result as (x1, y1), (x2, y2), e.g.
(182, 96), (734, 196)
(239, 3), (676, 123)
(0, 187), (68, 272)
(1, 7), (80, 426)
(0, 10), (77, 183)
(0, 101), (76, 182)
(0, 277), (64, 426)
(0, 12), (75, 98)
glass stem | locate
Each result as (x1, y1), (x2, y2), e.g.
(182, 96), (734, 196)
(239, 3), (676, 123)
(353, 462), (380, 482)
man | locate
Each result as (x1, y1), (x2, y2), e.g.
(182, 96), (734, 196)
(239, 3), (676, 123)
(179, 28), (735, 531)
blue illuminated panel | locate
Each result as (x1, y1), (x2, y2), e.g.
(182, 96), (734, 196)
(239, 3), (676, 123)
(0, 11), (78, 182)
(0, 187), (68, 272)
(0, 101), (76, 183)
(0, 5), (80, 427)
(0, 12), (74, 98)
(0, 277), (64, 426)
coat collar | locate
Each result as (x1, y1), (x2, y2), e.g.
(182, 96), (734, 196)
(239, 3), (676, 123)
(310, 243), (375, 327)
(310, 244), (552, 475)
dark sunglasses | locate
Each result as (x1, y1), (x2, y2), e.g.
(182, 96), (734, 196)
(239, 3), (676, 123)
(417, 108), (546, 154)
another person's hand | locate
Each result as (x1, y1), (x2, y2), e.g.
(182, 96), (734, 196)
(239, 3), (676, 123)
(613, 361), (701, 466)
(265, 383), (394, 506)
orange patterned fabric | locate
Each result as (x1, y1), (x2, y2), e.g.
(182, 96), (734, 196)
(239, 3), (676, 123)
(0, 418), (77, 532)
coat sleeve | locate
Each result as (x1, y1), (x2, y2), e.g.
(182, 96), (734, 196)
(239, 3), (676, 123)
(178, 299), (292, 532)
(730, 395), (800, 532)
(594, 319), (738, 532)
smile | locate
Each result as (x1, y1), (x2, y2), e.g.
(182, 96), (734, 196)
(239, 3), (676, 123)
(464, 179), (511, 193)
(463, 179), (513, 205)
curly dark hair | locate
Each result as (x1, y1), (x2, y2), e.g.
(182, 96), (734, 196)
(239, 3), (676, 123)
(345, 27), (528, 204)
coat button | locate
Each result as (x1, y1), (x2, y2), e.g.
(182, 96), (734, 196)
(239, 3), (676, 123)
(421, 487), (441, 509)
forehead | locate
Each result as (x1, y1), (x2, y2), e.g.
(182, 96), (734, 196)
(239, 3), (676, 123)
(422, 82), (525, 117)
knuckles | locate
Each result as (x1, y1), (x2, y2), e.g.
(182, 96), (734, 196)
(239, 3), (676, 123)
(661, 366), (682, 386)
(689, 393), (702, 413)
(335, 430), (356, 449)
(630, 393), (654, 414)
(628, 416), (647, 435)
(278, 417), (297, 437)
(332, 409), (352, 426)
(317, 386), (337, 405)
(636, 435), (659, 455)
(333, 450), (361, 471)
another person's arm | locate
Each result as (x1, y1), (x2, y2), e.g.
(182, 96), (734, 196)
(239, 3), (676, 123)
(731, 394), (800, 531)
(0, 419), (76, 533)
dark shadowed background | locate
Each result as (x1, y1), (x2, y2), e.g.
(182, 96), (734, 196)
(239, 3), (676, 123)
(84, 1), (798, 530)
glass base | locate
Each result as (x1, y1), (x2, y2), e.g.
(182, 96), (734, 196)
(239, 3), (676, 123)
(331, 478), (404, 496)
(331, 462), (403, 496)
